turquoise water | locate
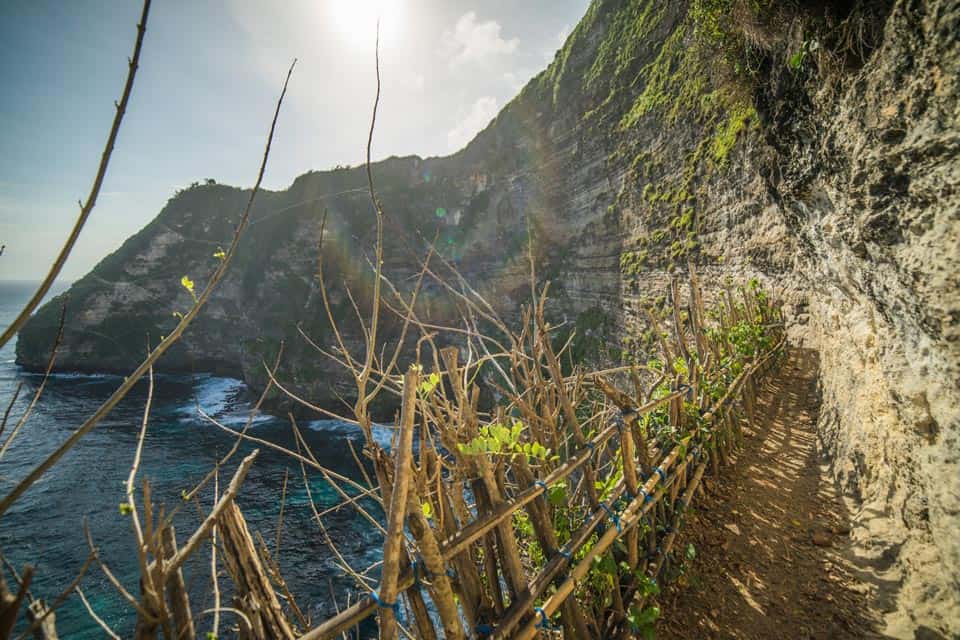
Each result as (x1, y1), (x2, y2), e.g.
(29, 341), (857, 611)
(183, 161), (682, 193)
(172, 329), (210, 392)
(0, 281), (384, 637)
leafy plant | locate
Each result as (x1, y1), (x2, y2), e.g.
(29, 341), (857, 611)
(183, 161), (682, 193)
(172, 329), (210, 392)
(627, 604), (660, 639)
(458, 421), (554, 461)
(789, 38), (819, 71)
(418, 372), (441, 396)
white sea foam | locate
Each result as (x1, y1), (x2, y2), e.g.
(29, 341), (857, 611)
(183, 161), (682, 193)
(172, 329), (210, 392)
(306, 419), (395, 449)
(176, 375), (271, 428)
(190, 375), (243, 417)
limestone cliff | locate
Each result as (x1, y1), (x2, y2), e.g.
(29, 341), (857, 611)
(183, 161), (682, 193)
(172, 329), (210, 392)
(16, 0), (958, 635)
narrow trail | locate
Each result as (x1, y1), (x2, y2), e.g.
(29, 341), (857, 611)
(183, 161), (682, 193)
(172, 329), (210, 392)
(659, 348), (882, 639)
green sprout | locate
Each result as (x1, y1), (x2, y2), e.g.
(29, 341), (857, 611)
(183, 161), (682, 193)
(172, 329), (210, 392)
(418, 372), (441, 396)
(181, 275), (197, 302)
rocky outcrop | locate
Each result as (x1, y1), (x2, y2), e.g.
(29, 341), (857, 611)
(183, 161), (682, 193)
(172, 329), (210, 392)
(17, 0), (958, 635)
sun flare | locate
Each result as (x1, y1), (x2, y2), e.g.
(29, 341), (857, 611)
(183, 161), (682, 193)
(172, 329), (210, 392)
(328, 0), (403, 46)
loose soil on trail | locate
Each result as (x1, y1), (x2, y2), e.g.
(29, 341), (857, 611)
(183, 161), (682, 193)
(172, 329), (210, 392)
(658, 348), (882, 639)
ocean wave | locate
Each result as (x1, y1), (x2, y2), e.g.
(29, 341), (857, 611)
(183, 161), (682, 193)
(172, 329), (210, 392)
(306, 419), (395, 450)
(187, 375), (244, 416)
(176, 375), (276, 429)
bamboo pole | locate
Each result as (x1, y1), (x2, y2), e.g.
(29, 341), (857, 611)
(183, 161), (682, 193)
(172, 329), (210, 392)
(160, 526), (195, 640)
(376, 366), (419, 640)
(218, 502), (296, 639)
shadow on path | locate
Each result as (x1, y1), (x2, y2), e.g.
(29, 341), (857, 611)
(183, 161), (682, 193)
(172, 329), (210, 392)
(659, 348), (882, 639)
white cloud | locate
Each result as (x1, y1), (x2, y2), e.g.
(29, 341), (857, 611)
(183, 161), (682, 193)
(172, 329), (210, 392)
(442, 12), (519, 67)
(447, 96), (499, 152)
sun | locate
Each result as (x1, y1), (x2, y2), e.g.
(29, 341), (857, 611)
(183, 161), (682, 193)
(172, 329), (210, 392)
(328, 0), (403, 46)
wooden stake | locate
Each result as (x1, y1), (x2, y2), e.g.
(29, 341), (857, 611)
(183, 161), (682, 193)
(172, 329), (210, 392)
(160, 526), (195, 640)
(376, 366), (419, 640)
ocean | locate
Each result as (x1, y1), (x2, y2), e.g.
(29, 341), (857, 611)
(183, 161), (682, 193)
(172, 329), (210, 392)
(0, 281), (385, 637)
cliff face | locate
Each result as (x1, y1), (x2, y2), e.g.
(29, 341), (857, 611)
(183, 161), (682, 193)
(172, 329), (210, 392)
(17, 0), (958, 634)
(768, 3), (960, 635)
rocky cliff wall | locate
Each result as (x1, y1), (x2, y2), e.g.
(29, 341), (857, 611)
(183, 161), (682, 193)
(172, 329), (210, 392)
(772, 2), (960, 634)
(16, 0), (958, 635)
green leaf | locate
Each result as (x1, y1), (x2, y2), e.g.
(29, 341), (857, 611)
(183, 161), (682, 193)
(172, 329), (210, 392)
(418, 372), (441, 395)
(421, 501), (433, 519)
(789, 50), (805, 70)
(548, 484), (567, 506)
(638, 606), (660, 625)
(118, 502), (133, 516)
(213, 247), (227, 261)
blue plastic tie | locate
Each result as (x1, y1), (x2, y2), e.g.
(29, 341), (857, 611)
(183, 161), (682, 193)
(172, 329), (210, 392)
(654, 466), (667, 482)
(600, 503), (622, 534)
(370, 590), (400, 614)
(445, 567), (457, 579)
(475, 624), (495, 635)
(558, 548), (572, 559)
(534, 480), (548, 493)
(585, 441), (596, 453)
(534, 607), (556, 630)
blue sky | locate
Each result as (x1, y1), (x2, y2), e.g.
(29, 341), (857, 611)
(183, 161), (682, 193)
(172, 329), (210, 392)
(0, 0), (590, 281)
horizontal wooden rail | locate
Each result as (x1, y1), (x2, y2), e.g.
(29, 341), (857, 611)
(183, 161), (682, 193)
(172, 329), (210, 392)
(514, 337), (785, 639)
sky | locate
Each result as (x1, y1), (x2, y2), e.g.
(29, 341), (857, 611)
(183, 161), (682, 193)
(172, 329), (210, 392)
(0, 0), (590, 282)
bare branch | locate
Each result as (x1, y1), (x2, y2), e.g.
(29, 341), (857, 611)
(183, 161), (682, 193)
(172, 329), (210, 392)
(76, 587), (121, 640)
(0, 59), (296, 518)
(0, 302), (66, 459)
(0, 0), (152, 349)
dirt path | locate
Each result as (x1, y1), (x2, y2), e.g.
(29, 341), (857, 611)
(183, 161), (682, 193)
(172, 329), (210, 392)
(659, 348), (882, 639)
